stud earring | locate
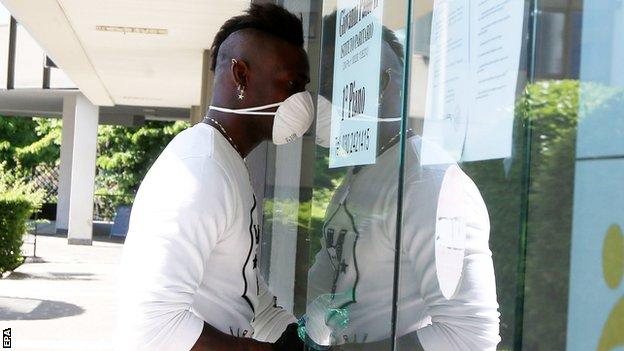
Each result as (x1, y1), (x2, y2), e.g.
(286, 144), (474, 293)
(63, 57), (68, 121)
(237, 84), (245, 100)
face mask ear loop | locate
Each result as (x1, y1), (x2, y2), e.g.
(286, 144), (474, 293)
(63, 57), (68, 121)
(208, 91), (310, 115)
(208, 106), (278, 115)
(233, 101), (283, 112)
(208, 101), (283, 115)
(236, 90), (308, 112)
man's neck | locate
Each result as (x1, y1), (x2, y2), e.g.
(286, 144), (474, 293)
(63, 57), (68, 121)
(203, 110), (265, 159)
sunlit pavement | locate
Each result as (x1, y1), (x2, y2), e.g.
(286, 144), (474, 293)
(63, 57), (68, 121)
(0, 229), (124, 351)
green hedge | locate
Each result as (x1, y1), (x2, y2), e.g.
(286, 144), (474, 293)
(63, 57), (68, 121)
(0, 196), (33, 273)
(0, 164), (43, 274)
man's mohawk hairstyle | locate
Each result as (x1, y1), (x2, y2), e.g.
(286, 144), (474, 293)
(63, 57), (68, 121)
(210, 3), (304, 71)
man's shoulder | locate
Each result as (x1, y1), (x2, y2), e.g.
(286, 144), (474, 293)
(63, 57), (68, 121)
(168, 123), (242, 174)
(165, 123), (218, 160)
(136, 124), (233, 196)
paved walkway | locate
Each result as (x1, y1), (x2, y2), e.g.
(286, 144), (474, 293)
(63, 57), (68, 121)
(0, 229), (124, 351)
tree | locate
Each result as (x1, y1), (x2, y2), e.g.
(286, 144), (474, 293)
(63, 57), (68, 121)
(0, 115), (189, 219)
(0, 116), (60, 176)
(95, 121), (189, 218)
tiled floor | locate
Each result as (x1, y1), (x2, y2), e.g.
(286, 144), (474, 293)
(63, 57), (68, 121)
(0, 230), (124, 351)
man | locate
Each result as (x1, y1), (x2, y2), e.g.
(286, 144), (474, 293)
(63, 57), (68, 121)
(114, 4), (312, 350)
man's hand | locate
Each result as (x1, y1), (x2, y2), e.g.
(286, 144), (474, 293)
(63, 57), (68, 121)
(191, 322), (273, 351)
(272, 323), (304, 351)
(190, 322), (305, 351)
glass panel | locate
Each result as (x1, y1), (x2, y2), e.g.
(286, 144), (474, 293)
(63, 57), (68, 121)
(0, 4), (10, 89)
(262, 0), (623, 349)
(298, 0), (409, 349)
(398, 1), (531, 349)
(522, 0), (624, 350)
(520, 2), (582, 349)
(257, 0), (322, 318)
(14, 23), (44, 88)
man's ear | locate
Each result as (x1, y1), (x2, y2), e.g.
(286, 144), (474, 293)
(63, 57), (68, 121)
(231, 58), (249, 89)
(380, 68), (392, 99)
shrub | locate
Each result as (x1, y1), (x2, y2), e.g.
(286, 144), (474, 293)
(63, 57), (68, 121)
(0, 164), (43, 274)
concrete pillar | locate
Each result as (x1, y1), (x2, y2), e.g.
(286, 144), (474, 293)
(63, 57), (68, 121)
(56, 93), (99, 245)
(200, 49), (214, 118)
(189, 50), (214, 125)
(56, 96), (75, 234)
(189, 105), (203, 125)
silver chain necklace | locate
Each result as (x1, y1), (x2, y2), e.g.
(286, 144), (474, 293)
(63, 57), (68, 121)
(203, 115), (411, 161)
(203, 116), (242, 156)
(379, 128), (413, 153)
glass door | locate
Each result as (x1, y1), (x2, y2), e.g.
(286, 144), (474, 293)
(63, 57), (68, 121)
(397, 1), (532, 349)
(299, 0), (410, 349)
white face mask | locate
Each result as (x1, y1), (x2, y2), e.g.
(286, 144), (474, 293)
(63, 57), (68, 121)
(209, 91), (315, 145)
(315, 95), (401, 148)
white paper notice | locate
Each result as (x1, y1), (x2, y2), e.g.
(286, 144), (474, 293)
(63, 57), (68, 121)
(423, 0), (470, 162)
(464, 0), (525, 161)
(422, 0), (525, 164)
(329, 0), (384, 168)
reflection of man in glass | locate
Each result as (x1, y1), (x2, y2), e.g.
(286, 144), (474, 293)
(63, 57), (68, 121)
(302, 14), (500, 350)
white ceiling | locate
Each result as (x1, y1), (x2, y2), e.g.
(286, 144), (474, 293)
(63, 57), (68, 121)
(1, 0), (250, 107)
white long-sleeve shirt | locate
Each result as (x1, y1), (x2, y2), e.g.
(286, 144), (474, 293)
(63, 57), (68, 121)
(114, 123), (295, 351)
(306, 136), (500, 350)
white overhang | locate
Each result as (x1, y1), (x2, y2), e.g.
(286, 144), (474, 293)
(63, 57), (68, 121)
(0, 0), (250, 108)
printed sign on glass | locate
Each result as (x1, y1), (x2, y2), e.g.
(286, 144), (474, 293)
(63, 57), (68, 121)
(329, 0), (384, 168)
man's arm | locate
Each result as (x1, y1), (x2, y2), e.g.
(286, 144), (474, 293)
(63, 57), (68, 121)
(115, 158), (244, 350)
(190, 273), (302, 351)
(404, 166), (500, 350)
(115, 203), (217, 350)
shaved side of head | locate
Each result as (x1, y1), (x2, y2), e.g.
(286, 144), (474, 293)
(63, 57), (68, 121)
(209, 3), (304, 72)
(214, 29), (284, 74)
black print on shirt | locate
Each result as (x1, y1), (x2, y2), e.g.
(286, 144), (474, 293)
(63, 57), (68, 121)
(242, 194), (260, 316)
(323, 200), (360, 308)
(229, 326), (253, 338)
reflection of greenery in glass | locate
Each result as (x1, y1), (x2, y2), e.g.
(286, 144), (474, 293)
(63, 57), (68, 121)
(522, 81), (623, 350)
(518, 80), (580, 351)
(464, 80), (582, 349)
(309, 151), (346, 265)
(463, 80), (624, 349)
(263, 152), (345, 238)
